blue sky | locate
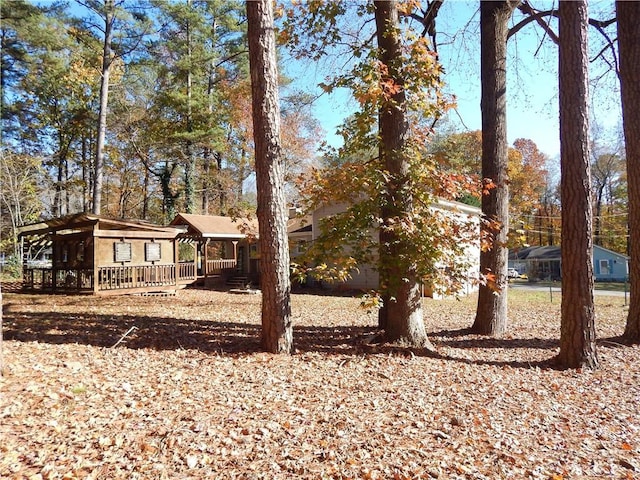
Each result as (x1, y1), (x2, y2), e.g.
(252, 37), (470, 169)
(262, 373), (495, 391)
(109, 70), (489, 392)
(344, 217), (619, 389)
(284, 0), (621, 163)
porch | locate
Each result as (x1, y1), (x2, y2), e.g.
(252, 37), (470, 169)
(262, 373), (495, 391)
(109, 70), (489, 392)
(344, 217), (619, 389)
(170, 213), (259, 289)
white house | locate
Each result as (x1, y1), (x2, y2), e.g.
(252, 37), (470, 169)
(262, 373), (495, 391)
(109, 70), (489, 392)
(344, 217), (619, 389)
(288, 199), (481, 298)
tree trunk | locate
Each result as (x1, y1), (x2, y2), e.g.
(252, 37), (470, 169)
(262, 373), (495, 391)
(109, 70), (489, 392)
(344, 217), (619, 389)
(93, 0), (115, 215)
(184, 5), (196, 214)
(472, 1), (516, 336)
(247, 0), (293, 354)
(374, 0), (429, 348)
(0, 285), (3, 376)
(618, 0), (640, 342)
(557, 0), (598, 369)
(202, 16), (218, 215)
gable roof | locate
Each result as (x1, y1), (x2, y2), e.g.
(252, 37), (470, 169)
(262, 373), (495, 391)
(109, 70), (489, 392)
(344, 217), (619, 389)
(287, 214), (313, 235)
(170, 213), (257, 240)
(509, 246), (561, 261)
(510, 245), (629, 261)
(592, 244), (629, 260)
(18, 213), (181, 238)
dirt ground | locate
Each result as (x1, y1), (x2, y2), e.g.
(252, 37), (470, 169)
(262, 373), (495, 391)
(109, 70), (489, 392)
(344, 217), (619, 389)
(1, 288), (639, 479)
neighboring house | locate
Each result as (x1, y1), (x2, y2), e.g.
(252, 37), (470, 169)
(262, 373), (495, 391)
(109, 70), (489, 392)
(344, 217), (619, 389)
(593, 245), (628, 281)
(288, 199), (481, 298)
(18, 213), (184, 295)
(509, 245), (629, 282)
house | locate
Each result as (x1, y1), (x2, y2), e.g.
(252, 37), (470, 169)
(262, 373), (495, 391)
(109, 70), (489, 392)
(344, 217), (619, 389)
(509, 246), (562, 281)
(593, 245), (629, 281)
(288, 199), (481, 298)
(509, 245), (629, 282)
(18, 213), (185, 295)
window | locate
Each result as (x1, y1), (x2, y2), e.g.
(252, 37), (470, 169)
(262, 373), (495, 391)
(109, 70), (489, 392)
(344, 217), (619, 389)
(599, 259), (610, 275)
(145, 242), (161, 262)
(114, 242), (132, 262)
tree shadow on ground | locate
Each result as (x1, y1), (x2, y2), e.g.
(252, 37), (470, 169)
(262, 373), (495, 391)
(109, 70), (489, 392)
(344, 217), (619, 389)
(3, 300), (569, 369)
(2, 307), (381, 355)
(430, 327), (559, 350)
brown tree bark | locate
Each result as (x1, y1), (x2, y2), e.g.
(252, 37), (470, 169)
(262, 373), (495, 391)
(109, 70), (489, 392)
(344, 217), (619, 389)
(246, 0), (293, 354)
(472, 1), (517, 336)
(93, 0), (115, 215)
(374, 1), (429, 348)
(557, 0), (598, 369)
(617, 0), (640, 342)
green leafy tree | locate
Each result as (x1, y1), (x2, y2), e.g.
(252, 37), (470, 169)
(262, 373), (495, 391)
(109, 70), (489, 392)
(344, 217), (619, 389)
(150, 0), (246, 215)
(285, 1), (478, 347)
(74, 0), (153, 214)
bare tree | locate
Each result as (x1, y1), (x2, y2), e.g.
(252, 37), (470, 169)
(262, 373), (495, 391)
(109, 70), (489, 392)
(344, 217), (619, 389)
(557, 0), (598, 369)
(246, 0), (293, 354)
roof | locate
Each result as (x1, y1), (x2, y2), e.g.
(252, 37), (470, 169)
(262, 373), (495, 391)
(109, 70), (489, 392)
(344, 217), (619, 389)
(592, 244), (629, 260)
(510, 245), (629, 261)
(509, 246), (561, 261)
(170, 213), (258, 240)
(288, 214), (312, 235)
(18, 213), (181, 238)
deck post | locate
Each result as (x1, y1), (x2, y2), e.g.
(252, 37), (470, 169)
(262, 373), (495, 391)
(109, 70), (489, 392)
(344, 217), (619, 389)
(93, 233), (100, 294)
(232, 241), (238, 265)
(204, 239), (209, 278)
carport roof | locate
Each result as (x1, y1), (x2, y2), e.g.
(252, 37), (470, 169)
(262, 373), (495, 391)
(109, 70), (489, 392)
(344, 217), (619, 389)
(170, 213), (257, 240)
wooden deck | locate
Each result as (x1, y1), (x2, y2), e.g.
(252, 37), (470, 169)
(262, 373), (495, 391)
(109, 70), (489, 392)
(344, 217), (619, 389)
(22, 258), (238, 295)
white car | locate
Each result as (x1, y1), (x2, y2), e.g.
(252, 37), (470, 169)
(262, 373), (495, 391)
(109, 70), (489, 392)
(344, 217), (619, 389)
(507, 268), (520, 278)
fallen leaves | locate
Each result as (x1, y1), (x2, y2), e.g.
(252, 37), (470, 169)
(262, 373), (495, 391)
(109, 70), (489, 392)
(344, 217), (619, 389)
(1, 289), (639, 479)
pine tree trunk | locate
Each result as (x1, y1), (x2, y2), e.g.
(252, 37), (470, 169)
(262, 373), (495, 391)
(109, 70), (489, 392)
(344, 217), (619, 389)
(617, 0), (640, 342)
(557, 0), (598, 369)
(184, 8), (195, 214)
(473, 1), (516, 336)
(374, 0), (429, 348)
(92, 0), (115, 215)
(247, 0), (293, 354)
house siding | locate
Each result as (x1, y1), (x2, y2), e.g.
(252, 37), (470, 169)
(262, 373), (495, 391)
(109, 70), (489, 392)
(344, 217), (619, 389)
(593, 246), (628, 281)
(303, 201), (480, 297)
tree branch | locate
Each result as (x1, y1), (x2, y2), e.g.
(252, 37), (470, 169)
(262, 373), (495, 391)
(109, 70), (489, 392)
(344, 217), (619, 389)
(509, 3), (559, 44)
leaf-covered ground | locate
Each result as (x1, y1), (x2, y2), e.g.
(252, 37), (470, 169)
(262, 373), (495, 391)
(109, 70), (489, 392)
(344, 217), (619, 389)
(1, 287), (639, 479)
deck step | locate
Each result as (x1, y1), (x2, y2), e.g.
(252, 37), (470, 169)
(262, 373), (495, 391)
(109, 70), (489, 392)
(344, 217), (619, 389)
(226, 275), (251, 289)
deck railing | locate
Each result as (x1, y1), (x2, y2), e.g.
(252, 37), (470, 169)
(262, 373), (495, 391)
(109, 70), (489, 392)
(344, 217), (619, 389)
(178, 261), (196, 280)
(205, 258), (237, 275)
(23, 267), (94, 292)
(98, 265), (176, 291)
(23, 259), (236, 293)
(24, 264), (177, 293)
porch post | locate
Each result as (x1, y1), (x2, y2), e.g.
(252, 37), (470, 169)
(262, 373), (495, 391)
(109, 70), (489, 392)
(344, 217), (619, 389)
(232, 241), (238, 272)
(203, 239), (209, 277)
(93, 233), (100, 294)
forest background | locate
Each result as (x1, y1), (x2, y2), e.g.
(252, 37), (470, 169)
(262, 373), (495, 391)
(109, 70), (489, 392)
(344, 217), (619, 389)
(0, 0), (627, 267)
